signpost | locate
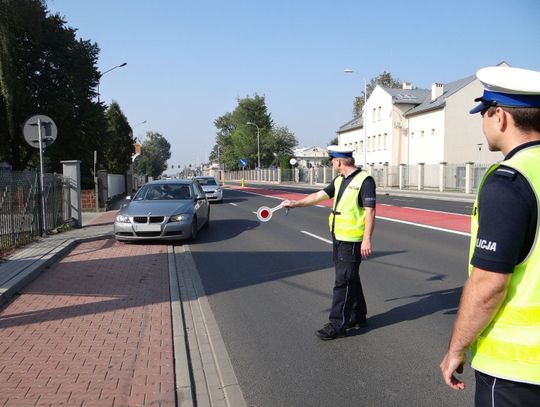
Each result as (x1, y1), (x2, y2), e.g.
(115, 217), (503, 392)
(23, 114), (58, 235)
(240, 158), (248, 186)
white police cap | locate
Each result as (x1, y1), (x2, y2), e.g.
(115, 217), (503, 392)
(328, 145), (354, 158)
(470, 66), (540, 114)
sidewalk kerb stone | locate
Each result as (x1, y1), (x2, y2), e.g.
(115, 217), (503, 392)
(168, 245), (195, 407)
(176, 245), (247, 407)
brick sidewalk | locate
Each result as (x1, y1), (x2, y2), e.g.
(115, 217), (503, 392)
(0, 239), (175, 407)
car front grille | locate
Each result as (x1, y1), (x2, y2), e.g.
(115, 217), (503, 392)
(134, 231), (162, 237)
(133, 216), (165, 223)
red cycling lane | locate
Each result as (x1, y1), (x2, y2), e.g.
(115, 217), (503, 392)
(228, 186), (471, 234)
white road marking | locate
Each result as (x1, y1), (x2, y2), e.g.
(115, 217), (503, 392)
(300, 230), (332, 244)
(376, 216), (471, 236)
(229, 202), (238, 206)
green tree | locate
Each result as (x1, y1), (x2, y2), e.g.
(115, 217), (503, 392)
(0, 0), (106, 186)
(213, 94), (301, 170)
(328, 136), (338, 145)
(102, 101), (134, 173)
(352, 71), (402, 118)
(135, 131), (171, 178)
(268, 126), (297, 165)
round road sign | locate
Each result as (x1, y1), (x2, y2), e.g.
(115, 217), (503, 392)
(23, 114), (58, 149)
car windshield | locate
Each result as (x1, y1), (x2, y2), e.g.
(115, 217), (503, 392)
(195, 178), (217, 186)
(133, 184), (192, 201)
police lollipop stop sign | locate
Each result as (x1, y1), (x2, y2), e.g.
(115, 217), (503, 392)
(256, 203), (286, 222)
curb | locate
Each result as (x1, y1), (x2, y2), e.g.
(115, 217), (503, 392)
(170, 245), (246, 407)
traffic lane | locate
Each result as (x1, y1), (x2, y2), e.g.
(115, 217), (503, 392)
(190, 193), (473, 406)
(227, 185), (471, 234)
(378, 193), (473, 215)
(233, 183), (474, 215)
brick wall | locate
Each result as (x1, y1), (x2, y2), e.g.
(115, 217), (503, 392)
(81, 189), (96, 209)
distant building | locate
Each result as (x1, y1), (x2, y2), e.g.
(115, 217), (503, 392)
(293, 146), (328, 168)
(337, 63), (509, 166)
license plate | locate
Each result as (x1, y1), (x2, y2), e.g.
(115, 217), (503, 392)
(134, 224), (161, 232)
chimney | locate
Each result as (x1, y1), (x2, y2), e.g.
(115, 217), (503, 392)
(402, 82), (412, 90)
(432, 83), (444, 100)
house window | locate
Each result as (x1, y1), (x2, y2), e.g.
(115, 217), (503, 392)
(367, 136), (371, 151)
(377, 134), (382, 150)
(383, 133), (388, 149)
(360, 140), (364, 153)
(432, 128), (436, 136)
(411, 132), (415, 138)
(372, 108), (376, 122)
(421, 130), (425, 137)
(354, 141), (358, 153)
(377, 106), (382, 121)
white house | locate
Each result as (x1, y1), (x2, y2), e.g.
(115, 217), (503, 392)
(293, 146), (328, 168)
(337, 64), (508, 167)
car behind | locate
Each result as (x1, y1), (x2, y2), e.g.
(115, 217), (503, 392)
(193, 176), (223, 203)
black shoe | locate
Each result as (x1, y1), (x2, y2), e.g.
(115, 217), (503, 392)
(346, 318), (368, 330)
(315, 323), (346, 341)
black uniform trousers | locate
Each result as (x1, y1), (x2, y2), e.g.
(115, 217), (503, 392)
(329, 239), (367, 330)
(475, 371), (540, 407)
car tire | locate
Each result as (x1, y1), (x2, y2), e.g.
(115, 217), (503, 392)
(190, 218), (198, 241)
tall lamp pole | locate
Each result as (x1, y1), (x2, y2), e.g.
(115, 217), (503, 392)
(97, 62), (127, 103)
(131, 120), (147, 141)
(246, 121), (261, 169)
(344, 69), (367, 168)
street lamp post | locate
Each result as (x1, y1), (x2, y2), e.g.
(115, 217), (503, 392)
(97, 62), (127, 103)
(344, 69), (367, 168)
(246, 121), (261, 169)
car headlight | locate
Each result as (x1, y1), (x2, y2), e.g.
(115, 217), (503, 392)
(170, 214), (188, 222)
(116, 214), (130, 223)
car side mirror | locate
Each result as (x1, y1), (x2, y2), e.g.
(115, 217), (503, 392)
(196, 195), (206, 201)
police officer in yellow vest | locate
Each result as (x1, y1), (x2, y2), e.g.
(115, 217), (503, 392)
(282, 145), (376, 340)
(440, 66), (540, 405)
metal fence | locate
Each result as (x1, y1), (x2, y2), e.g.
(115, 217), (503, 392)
(224, 162), (493, 194)
(0, 170), (65, 256)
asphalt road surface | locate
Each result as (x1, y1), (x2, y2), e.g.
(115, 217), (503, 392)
(189, 187), (474, 406)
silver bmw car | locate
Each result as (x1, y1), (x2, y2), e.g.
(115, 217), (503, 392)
(114, 179), (209, 242)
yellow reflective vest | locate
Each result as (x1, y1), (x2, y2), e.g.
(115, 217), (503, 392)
(469, 145), (540, 384)
(328, 171), (369, 242)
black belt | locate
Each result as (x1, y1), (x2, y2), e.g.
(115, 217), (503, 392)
(331, 210), (341, 215)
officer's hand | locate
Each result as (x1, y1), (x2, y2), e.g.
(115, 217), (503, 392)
(282, 199), (295, 208)
(360, 239), (372, 258)
(440, 350), (466, 390)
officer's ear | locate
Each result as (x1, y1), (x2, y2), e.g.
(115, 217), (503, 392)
(495, 107), (508, 132)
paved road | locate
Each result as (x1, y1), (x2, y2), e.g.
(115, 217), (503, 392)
(189, 187), (474, 406)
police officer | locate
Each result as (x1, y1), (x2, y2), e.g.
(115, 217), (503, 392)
(282, 145), (376, 340)
(440, 66), (540, 405)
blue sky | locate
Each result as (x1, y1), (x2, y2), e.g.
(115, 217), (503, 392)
(46, 0), (540, 170)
